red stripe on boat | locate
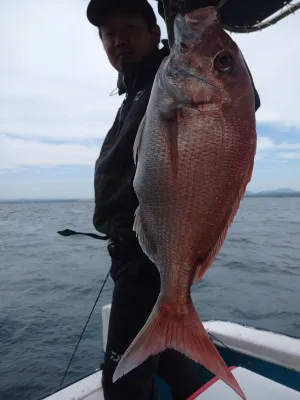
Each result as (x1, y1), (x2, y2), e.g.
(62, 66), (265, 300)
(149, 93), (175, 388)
(186, 366), (237, 400)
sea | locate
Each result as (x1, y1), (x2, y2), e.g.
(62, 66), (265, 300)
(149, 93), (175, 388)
(0, 198), (299, 400)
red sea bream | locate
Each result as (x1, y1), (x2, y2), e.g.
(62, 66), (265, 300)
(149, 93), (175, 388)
(113, 6), (257, 399)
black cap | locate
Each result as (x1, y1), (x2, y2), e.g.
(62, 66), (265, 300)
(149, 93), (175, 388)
(87, 0), (157, 28)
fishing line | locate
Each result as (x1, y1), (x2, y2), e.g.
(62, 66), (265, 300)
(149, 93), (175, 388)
(208, 331), (255, 370)
(208, 330), (280, 383)
(59, 269), (110, 388)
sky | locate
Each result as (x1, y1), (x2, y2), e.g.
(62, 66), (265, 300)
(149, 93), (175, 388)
(0, 0), (300, 199)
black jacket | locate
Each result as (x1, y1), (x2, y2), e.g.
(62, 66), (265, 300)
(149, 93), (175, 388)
(93, 41), (260, 239)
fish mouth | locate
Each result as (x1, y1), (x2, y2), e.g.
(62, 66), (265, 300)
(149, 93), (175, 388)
(185, 6), (218, 24)
(173, 7), (220, 53)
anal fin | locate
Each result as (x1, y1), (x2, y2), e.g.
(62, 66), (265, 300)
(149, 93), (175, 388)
(133, 205), (156, 264)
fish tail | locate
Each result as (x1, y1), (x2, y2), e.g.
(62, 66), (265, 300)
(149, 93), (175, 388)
(112, 296), (246, 400)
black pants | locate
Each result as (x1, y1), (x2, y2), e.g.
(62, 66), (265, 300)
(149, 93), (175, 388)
(102, 239), (205, 400)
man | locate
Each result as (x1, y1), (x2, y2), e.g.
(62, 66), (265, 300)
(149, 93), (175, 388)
(86, 1), (260, 399)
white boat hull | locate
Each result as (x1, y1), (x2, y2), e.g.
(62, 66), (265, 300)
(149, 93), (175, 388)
(41, 303), (300, 400)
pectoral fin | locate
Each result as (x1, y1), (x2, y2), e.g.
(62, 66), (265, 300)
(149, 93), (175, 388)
(165, 109), (183, 182)
(133, 115), (146, 166)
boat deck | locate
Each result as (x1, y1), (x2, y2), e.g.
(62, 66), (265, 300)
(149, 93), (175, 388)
(43, 366), (300, 400)
(43, 370), (103, 400)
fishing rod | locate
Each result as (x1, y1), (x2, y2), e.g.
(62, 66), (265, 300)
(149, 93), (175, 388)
(223, 0), (300, 33)
(56, 228), (109, 387)
(158, 0), (300, 47)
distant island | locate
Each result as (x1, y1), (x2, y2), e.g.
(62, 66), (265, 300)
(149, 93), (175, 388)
(0, 189), (300, 203)
(245, 188), (300, 198)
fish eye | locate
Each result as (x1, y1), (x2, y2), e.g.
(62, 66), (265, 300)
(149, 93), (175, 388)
(214, 52), (234, 72)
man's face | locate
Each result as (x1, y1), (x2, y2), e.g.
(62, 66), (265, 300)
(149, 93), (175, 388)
(100, 11), (160, 72)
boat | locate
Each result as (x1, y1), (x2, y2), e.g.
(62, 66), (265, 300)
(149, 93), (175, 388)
(41, 303), (300, 399)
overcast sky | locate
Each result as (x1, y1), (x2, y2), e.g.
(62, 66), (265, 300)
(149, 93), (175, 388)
(0, 0), (299, 199)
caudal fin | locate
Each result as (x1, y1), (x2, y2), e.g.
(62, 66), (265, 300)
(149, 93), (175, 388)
(112, 297), (246, 400)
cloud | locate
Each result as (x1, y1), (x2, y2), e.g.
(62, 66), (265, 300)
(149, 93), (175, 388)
(257, 136), (300, 151)
(255, 133), (300, 161)
(228, 11), (300, 128)
(279, 152), (300, 159)
(0, 135), (100, 170)
(1, 0), (300, 144)
(257, 136), (275, 151)
(0, 0), (300, 198)
(0, 0), (123, 141)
